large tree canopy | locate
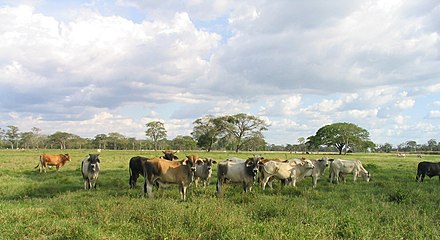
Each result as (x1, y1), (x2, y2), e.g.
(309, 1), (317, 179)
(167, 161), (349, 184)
(307, 122), (370, 154)
(221, 113), (269, 153)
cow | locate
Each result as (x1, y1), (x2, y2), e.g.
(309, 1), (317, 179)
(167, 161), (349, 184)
(194, 158), (217, 187)
(35, 153), (71, 173)
(81, 154), (101, 190)
(260, 160), (299, 190)
(216, 156), (263, 197)
(288, 157), (329, 188)
(416, 161), (440, 182)
(329, 159), (370, 183)
(129, 150), (179, 188)
(143, 155), (203, 201)
(397, 152), (406, 158)
(161, 150), (179, 161)
(285, 158), (315, 187)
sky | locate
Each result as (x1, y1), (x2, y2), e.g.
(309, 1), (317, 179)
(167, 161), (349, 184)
(0, 0), (439, 147)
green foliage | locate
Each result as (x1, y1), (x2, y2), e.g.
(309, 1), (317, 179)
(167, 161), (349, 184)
(308, 122), (370, 154)
(1, 150), (440, 239)
(145, 121), (167, 150)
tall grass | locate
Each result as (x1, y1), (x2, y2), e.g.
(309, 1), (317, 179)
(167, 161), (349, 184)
(0, 150), (439, 239)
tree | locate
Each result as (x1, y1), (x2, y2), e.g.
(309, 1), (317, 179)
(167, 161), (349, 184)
(48, 131), (75, 149)
(107, 132), (126, 150)
(191, 115), (225, 152)
(427, 139), (437, 151)
(308, 122), (370, 155)
(220, 113), (269, 153)
(5, 125), (20, 149)
(297, 137), (306, 152)
(172, 135), (197, 150)
(145, 121), (167, 150)
(377, 143), (393, 153)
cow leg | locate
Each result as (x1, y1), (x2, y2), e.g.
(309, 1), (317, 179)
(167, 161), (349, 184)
(179, 183), (187, 201)
(262, 175), (271, 190)
(312, 175), (317, 188)
(353, 172), (357, 182)
(129, 172), (139, 188)
(216, 179), (223, 197)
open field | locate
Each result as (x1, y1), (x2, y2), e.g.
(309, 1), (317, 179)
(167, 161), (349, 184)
(0, 149), (439, 239)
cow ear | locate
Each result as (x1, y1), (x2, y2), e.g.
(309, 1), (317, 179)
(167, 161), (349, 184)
(196, 159), (204, 165)
(212, 160), (217, 164)
(173, 155), (179, 159)
(182, 159), (188, 165)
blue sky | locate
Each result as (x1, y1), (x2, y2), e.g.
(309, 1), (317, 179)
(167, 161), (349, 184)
(0, 0), (439, 147)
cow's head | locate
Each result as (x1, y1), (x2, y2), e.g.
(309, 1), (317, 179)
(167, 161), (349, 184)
(163, 150), (179, 160)
(360, 170), (371, 182)
(245, 155), (264, 176)
(88, 154), (100, 172)
(184, 155), (204, 172)
(203, 158), (217, 171)
(64, 154), (71, 162)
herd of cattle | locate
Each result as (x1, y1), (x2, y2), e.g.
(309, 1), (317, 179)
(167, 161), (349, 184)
(34, 151), (440, 200)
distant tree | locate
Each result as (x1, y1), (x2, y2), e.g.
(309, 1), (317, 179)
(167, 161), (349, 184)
(30, 127), (42, 148)
(308, 122), (370, 155)
(297, 137), (306, 152)
(240, 132), (267, 151)
(191, 115), (225, 152)
(172, 135), (197, 150)
(145, 121), (167, 150)
(427, 139), (437, 151)
(5, 125), (20, 149)
(377, 143), (393, 153)
(48, 131), (75, 149)
(406, 140), (417, 152)
(220, 113), (269, 153)
(93, 134), (108, 149)
(107, 132), (126, 150)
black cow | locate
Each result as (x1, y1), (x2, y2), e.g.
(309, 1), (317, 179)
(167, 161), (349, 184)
(128, 151), (179, 188)
(416, 161), (440, 182)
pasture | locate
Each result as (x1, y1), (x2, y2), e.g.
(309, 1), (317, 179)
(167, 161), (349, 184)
(0, 149), (439, 239)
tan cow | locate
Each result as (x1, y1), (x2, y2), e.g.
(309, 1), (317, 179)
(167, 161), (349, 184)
(143, 155), (203, 201)
(35, 153), (71, 172)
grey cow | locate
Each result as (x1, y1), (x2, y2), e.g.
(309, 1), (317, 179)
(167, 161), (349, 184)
(194, 158), (217, 187)
(81, 154), (101, 190)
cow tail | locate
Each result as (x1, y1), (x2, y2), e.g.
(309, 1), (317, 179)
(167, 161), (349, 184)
(35, 155), (41, 169)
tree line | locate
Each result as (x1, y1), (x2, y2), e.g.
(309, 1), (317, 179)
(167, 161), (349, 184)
(1, 113), (439, 154)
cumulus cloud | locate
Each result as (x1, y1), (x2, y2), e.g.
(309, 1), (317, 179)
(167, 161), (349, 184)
(0, 1), (439, 146)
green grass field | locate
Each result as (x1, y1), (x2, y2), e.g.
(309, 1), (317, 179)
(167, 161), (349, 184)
(0, 149), (439, 239)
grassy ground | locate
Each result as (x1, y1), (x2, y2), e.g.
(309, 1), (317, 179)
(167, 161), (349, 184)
(0, 149), (439, 239)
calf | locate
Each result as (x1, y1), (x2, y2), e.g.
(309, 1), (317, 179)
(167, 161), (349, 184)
(194, 158), (217, 187)
(129, 151), (179, 188)
(81, 154), (101, 190)
(216, 156), (263, 197)
(416, 161), (440, 182)
(329, 159), (370, 183)
(35, 153), (71, 173)
(143, 155), (203, 201)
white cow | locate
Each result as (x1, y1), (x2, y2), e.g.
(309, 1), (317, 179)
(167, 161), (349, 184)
(329, 159), (370, 183)
(288, 159), (315, 187)
(260, 160), (299, 190)
(289, 157), (329, 188)
(81, 154), (101, 190)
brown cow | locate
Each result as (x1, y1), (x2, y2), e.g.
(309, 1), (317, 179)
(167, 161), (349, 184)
(35, 153), (71, 172)
(143, 155), (203, 201)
